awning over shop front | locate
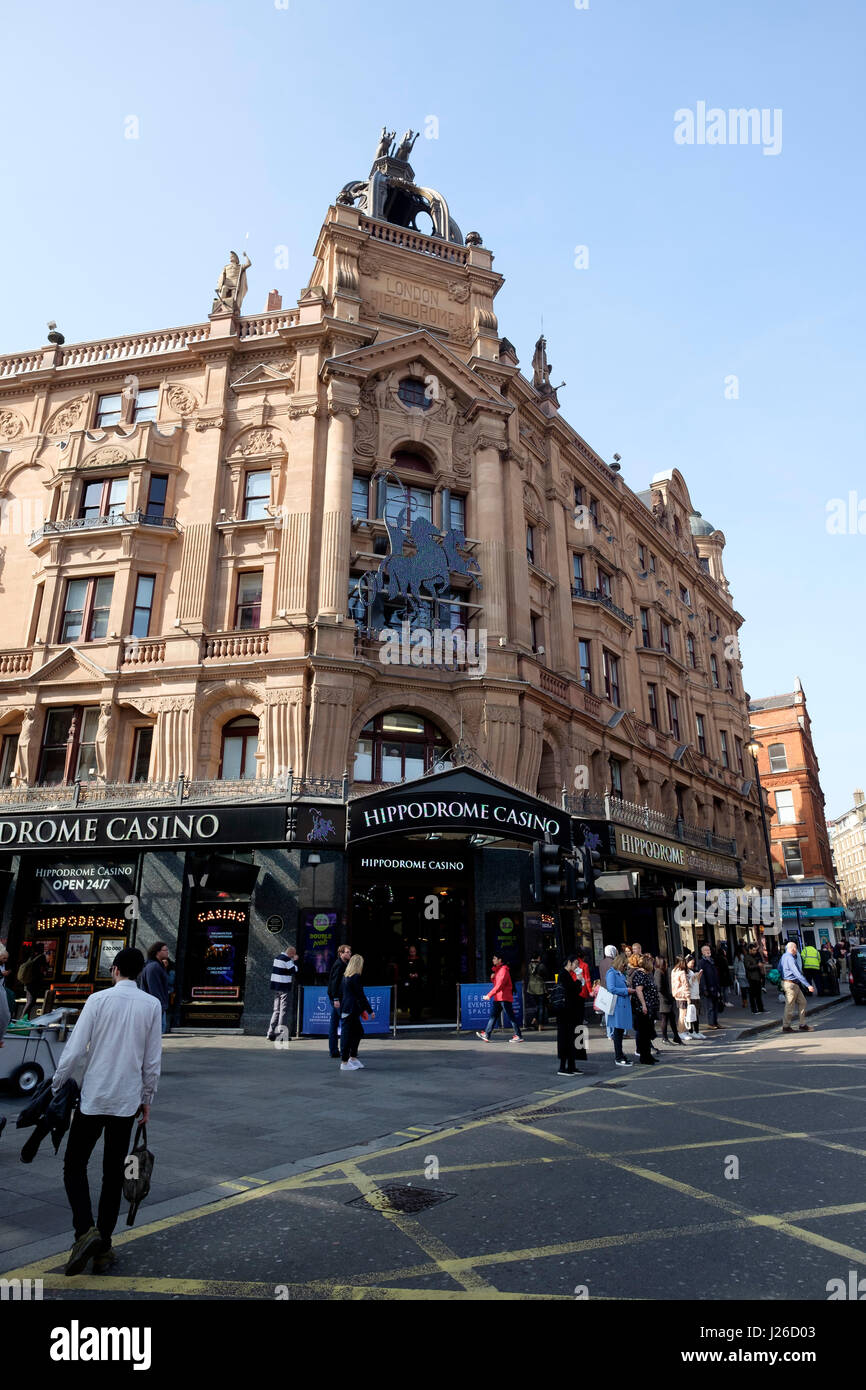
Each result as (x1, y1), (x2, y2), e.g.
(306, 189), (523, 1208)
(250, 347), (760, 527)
(349, 767), (571, 847)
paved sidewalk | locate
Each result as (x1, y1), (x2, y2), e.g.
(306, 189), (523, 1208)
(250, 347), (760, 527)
(0, 988), (855, 1273)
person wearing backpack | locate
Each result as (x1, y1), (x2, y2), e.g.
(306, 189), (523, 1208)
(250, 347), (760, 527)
(553, 956), (584, 1076)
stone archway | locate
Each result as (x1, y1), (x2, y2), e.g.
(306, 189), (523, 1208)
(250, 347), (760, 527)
(194, 683), (265, 779)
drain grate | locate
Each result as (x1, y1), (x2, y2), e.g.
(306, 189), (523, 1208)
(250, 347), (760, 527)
(512, 1107), (569, 1124)
(347, 1183), (456, 1214)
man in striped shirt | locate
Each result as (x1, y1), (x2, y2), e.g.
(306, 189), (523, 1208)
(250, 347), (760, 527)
(267, 946), (298, 1042)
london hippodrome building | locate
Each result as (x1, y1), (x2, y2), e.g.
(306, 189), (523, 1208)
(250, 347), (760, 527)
(0, 137), (768, 1028)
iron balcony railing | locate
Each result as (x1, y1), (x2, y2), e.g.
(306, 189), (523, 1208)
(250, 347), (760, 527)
(29, 512), (181, 544)
(0, 772), (346, 811)
(572, 584), (635, 628)
(564, 790), (737, 858)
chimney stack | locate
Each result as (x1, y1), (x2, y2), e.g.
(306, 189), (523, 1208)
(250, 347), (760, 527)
(855, 789), (864, 807)
(266, 290), (283, 312)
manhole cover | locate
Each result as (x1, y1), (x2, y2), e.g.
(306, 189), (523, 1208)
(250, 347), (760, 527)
(591, 1080), (626, 1089)
(346, 1184), (456, 1214)
(513, 1107), (569, 1124)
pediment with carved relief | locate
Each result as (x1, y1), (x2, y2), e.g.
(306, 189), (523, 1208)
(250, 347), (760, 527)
(29, 646), (113, 686)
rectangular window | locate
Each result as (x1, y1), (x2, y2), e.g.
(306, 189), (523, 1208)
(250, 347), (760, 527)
(352, 475), (369, 521)
(526, 525), (535, 565)
(37, 707), (100, 786)
(574, 482), (584, 509)
(734, 736), (744, 775)
(530, 615), (540, 652)
(640, 608), (651, 647)
(699, 557), (710, 573)
(131, 575), (155, 638)
(768, 742), (788, 772)
(235, 571), (263, 630)
(130, 726), (154, 783)
(573, 553), (585, 590)
(0, 734), (19, 787)
(449, 494), (466, 532)
(775, 789), (796, 825)
(660, 621), (672, 655)
(79, 477), (128, 520)
(720, 730), (729, 768)
(384, 484), (432, 527)
(638, 543), (647, 569)
(610, 758), (623, 795)
(679, 584), (691, 605)
(132, 387), (159, 423)
(687, 633), (696, 668)
(647, 683), (659, 729)
(243, 470), (271, 520)
(145, 475), (168, 522)
(710, 654), (720, 688)
(597, 569), (612, 599)
(603, 650), (620, 706)
(782, 840), (804, 876)
(649, 552), (656, 573)
(95, 393), (123, 428)
(667, 692), (680, 740)
(61, 576), (113, 642)
(726, 664), (734, 693)
(696, 713), (707, 756)
(579, 639), (592, 691)
(353, 737), (373, 782)
(588, 497), (599, 526)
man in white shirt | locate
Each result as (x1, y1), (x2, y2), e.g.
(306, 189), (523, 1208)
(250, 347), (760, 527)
(51, 946), (162, 1276)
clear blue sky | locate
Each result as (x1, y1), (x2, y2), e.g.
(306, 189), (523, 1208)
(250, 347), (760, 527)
(3, 0), (863, 816)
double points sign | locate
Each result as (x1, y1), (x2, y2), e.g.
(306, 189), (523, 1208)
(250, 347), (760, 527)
(349, 768), (572, 847)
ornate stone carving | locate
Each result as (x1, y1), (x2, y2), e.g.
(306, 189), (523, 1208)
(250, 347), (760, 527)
(358, 251), (384, 277)
(452, 427), (472, 476)
(447, 281), (471, 304)
(450, 325), (473, 345)
(240, 427), (282, 455)
(474, 433), (508, 456)
(212, 251), (251, 314)
(0, 409), (25, 441)
(265, 688), (305, 705)
(45, 398), (87, 435)
(327, 403), (360, 420)
(83, 446), (129, 470)
(353, 403), (377, 457)
(166, 384), (199, 416)
(194, 417), (225, 431)
(335, 252), (360, 295)
(360, 299), (379, 320)
(288, 404), (319, 420)
(473, 305), (498, 333)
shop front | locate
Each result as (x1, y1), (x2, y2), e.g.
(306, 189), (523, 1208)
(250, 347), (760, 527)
(0, 797), (346, 1030)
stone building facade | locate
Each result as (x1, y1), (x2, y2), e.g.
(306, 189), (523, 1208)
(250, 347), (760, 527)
(828, 790), (866, 932)
(0, 137), (769, 1025)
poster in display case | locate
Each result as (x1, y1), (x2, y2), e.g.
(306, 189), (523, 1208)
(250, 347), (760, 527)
(63, 932), (93, 977)
(96, 936), (127, 980)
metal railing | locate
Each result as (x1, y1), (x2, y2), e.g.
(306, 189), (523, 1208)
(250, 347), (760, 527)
(571, 585), (635, 628)
(564, 790), (738, 858)
(0, 772), (345, 811)
(29, 512), (180, 544)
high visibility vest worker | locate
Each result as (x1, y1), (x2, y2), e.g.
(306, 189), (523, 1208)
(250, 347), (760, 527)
(801, 945), (821, 971)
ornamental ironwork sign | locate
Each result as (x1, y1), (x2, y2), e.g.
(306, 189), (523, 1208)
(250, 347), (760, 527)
(352, 470), (482, 632)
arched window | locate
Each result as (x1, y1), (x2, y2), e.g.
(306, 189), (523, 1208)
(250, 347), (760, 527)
(353, 711), (450, 784)
(219, 716), (259, 780)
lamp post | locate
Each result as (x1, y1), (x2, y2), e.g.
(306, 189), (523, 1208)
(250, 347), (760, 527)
(747, 738), (777, 945)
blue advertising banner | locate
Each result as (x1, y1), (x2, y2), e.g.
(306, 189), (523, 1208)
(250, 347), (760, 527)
(459, 984), (523, 1031)
(301, 986), (391, 1035)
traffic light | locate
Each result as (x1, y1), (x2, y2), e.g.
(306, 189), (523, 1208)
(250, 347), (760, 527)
(532, 839), (561, 903)
(573, 832), (603, 903)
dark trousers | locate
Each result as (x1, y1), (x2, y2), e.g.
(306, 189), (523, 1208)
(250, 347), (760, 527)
(63, 1109), (137, 1244)
(806, 969), (822, 996)
(748, 981), (764, 1012)
(660, 1007), (681, 1041)
(703, 993), (720, 1026)
(612, 1027), (626, 1061)
(527, 992), (546, 1027)
(484, 1000), (522, 1038)
(634, 1011), (654, 1061)
(340, 1014), (364, 1062)
(328, 999), (341, 1055)
(556, 1010), (578, 1071)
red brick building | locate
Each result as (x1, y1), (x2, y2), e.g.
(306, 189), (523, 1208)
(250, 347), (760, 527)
(749, 679), (844, 942)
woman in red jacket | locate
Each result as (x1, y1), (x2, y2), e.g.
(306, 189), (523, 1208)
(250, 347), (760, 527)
(476, 954), (523, 1042)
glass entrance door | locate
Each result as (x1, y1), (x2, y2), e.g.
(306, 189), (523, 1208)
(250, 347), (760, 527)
(350, 879), (474, 1022)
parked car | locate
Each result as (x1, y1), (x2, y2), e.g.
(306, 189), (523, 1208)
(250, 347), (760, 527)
(849, 944), (866, 1005)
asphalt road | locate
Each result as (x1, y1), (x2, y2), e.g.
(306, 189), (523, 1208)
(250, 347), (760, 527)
(2, 995), (864, 1302)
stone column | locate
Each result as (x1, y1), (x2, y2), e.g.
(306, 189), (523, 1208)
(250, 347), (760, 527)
(152, 698), (194, 782)
(518, 702), (545, 794)
(474, 436), (508, 642)
(317, 396), (358, 618)
(263, 688), (306, 778)
(277, 405), (319, 618)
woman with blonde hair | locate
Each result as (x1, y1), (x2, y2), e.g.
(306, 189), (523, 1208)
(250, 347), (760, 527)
(340, 954), (374, 1072)
(605, 951), (636, 1067)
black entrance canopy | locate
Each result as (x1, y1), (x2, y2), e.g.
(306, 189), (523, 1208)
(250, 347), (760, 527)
(349, 766), (571, 848)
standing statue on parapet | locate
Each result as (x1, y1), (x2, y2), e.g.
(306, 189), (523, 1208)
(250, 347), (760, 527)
(375, 127), (395, 159)
(394, 129), (419, 161)
(212, 251), (252, 314)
